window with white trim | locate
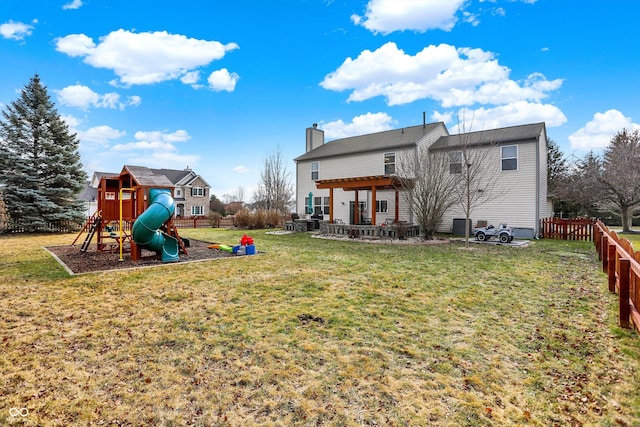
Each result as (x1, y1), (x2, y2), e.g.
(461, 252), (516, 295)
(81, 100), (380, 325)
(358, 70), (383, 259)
(384, 152), (396, 175)
(191, 205), (204, 216)
(305, 196), (330, 215)
(311, 162), (319, 180)
(192, 187), (205, 197)
(376, 200), (388, 213)
(501, 145), (518, 171)
(175, 188), (182, 197)
(449, 150), (462, 174)
(314, 197), (322, 215)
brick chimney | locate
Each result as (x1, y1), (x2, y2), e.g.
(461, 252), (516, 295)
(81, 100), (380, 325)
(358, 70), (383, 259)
(305, 123), (324, 153)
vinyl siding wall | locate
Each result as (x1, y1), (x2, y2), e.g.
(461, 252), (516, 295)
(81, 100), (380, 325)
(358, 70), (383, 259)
(296, 147), (416, 222)
(437, 140), (543, 234)
(295, 124), (549, 234)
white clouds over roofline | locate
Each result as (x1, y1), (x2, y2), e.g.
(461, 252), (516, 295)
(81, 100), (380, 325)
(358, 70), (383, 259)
(441, 102), (567, 134)
(321, 42), (563, 108)
(568, 110), (640, 151)
(321, 112), (396, 140)
(55, 29), (239, 87)
(110, 129), (199, 170)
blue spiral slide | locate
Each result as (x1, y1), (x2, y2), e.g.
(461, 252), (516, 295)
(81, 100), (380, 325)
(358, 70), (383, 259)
(131, 188), (179, 262)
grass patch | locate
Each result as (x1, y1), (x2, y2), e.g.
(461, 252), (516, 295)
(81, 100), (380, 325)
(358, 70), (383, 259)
(0, 230), (639, 425)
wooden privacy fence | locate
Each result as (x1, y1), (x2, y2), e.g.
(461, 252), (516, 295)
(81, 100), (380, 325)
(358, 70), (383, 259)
(540, 217), (595, 241)
(172, 217), (215, 229)
(594, 221), (640, 335)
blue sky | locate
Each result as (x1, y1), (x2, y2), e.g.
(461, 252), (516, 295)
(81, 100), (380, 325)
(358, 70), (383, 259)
(1, 0), (639, 201)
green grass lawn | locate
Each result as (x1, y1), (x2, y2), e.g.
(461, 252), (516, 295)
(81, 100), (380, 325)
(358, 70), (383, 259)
(614, 231), (640, 250)
(1, 230), (639, 426)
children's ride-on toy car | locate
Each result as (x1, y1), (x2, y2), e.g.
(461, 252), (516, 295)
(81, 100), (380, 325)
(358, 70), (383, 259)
(474, 224), (514, 243)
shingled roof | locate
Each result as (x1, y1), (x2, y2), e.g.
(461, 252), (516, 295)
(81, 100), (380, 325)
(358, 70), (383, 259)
(149, 168), (193, 184)
(295, 122), (445, 162)
(429, 122), (546, 151)
(122, 165), (174, 187)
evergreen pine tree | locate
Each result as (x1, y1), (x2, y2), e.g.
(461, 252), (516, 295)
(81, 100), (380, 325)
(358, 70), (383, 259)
(0, 74), (87, 232)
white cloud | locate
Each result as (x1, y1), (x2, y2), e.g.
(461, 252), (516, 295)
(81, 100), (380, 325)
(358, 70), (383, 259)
(62, 0), (83, 10)
(0, 20), (35, 40)
(55, 29), (239, 86)
(321, 112), (396, 139)
(134, 129), (190, 144)
(181, 70), (201, 85)
(352, 0), (466, 34)
(568, 110), (640, 151)
(321, 42), (563, 108)
(55, 33), (96, 56)
(78, 129), (198, 174)
(117, 151), (200, 171)
(443, 101), (567, 133)
(493, 7), (506, 17)
(462, 11), (480, 27)
(56, 84), (141, 110)
(77, 125), (126, 146)
(113, 129), (191, 154)
(207, 68), (240, 92)
(61, 114), (82, 128)
(233, 165), (250, 173)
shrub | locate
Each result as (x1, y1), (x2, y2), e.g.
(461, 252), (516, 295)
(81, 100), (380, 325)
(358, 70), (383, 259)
(208, 211), (222, 228)
(234, 209), (251, 228)
(233, 209), (283, 229)
(265, 210), (281, 228)
(250, 210), (267, 229)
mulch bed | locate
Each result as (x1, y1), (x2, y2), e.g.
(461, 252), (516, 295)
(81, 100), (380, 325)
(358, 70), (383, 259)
(45, 238), (234, 275)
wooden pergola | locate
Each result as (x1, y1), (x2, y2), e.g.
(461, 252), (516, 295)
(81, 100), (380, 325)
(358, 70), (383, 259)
(315, 175), (412, 225)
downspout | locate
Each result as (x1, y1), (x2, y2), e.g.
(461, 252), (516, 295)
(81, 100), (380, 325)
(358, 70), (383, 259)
(535, 135), (541, 238)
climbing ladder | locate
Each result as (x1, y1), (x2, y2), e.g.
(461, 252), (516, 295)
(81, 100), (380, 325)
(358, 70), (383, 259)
(165, 220), (188, 255)
(79, 213), (102, 252)
(72, 211), (101, 247)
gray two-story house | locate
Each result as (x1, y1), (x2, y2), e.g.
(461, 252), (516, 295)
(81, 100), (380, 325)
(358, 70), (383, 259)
(295, 120), (552, 238)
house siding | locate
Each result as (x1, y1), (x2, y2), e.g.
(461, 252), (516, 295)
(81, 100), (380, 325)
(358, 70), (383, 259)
(437, 138), (543, 234)
(296, 147), (415, 221)
(295, 122), (547, 233)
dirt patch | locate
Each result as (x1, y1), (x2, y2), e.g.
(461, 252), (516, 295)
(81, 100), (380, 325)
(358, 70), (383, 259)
(45, 238), (234, 275)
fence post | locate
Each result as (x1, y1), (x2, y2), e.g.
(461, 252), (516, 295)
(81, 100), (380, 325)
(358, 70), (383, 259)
(619, 258), (631, 329)
(608, 243), (616, 292)
(601, 235), (608, 270)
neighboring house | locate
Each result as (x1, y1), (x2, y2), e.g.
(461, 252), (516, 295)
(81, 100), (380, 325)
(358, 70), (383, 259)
(294, 121), (552, 238)
(84, 166), (211, 218)
(79, 181), (98, 217)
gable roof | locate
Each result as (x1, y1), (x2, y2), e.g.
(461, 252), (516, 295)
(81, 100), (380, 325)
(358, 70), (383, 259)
(92, 166), (210, 188)
(79, 181), (98, 202)
(295, 122), (445, 162)
(90, 171), (119, 188)
(429, 122), (546, 151)
(122, 165), (174, 187)
(150, 168), (193, 185)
